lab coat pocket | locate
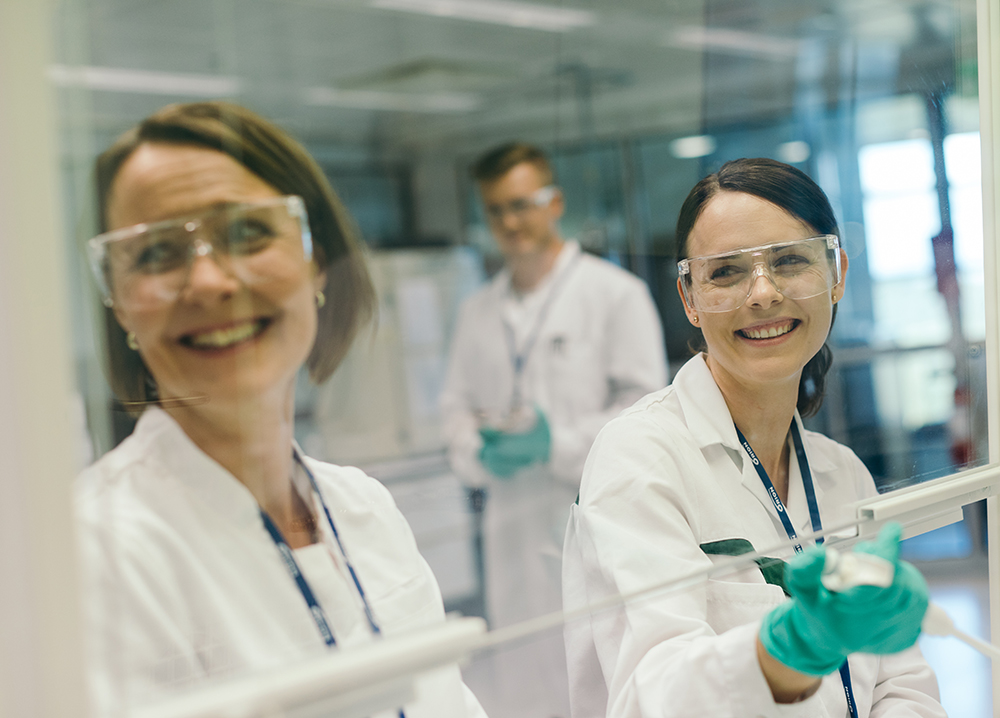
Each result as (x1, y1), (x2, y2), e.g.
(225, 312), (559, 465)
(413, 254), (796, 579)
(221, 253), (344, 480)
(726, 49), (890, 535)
(369, 574), (442, 635)
(544, 333), (602, 408)
(704, 579), (787, 635)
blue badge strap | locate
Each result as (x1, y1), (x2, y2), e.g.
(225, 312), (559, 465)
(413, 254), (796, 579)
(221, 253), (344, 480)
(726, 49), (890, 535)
(295, 451), (381, 636)
(289, 452), (408, 718)
(735, 425), (802, 553)
(840, 663), (860, 718)
(503, 250), (582, 406)
(735, 422), (858, 718)
(259, 510), (337, 647)
(789, 421), (824, 542)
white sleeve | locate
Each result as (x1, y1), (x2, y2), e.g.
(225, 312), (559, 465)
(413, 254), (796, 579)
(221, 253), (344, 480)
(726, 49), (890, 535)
(563, 419), (806, 718)
(548, 280), (667, 486)
(868, 648), (947, 717)
(440, 300), (491, 488)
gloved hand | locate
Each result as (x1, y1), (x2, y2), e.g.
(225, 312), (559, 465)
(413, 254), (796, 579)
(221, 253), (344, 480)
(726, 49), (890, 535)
(478, 408), (551, 479)
(760, 522), (929, 676)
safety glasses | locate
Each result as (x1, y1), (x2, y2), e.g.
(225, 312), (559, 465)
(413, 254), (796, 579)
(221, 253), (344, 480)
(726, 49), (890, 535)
(677, 235), (841, 313)
(88, 195), (313, 310)
(484, 185), (558, 222)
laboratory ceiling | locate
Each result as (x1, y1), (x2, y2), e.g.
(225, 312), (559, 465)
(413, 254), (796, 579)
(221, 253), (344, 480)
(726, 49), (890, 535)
(53, 0), (976, 152)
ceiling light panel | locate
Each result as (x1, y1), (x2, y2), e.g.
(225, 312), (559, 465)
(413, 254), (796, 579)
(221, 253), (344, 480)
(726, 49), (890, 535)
(369, 0), (596, 32)
(48, 65), (241, 96)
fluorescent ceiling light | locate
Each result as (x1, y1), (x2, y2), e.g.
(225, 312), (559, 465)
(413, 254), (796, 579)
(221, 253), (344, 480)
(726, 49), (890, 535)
(670, 135), (716, 159)
(668, 27), (802, 59)
(370, 0), (595, 32)
(305, 86), (480, 113)
(48, 65), (241, 96)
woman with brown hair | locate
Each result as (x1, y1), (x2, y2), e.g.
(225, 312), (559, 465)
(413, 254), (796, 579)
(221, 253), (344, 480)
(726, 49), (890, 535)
(77, 101), (485, 718)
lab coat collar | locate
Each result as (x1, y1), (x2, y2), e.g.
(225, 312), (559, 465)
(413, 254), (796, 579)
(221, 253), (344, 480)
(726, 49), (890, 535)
(496, 239), (581, 300)
(132, 407), (264, 527)
(673, 354), (742, 453)
(672, 353), (837, 472)
(673, 354), (836, 535)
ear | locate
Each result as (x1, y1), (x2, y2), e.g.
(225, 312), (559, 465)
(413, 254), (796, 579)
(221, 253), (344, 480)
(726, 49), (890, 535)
(112, 304), (133, 335)
(832, 249), (849, 303)
(676, 277), (700, 326)
(312, 267), (327, 294)
(549, 187), (565, 222)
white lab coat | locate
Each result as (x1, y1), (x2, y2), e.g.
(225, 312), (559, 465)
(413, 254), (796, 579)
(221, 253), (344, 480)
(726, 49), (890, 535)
(75, 407), (487, 718)
(563, 354), (946, 718)
(441, 239), (667, 624)
(440, 240), (666, 717)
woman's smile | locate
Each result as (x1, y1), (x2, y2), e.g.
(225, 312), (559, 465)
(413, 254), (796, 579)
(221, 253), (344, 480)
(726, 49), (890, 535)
(179, 317), (273, 352)
(736, 318), (800, 341)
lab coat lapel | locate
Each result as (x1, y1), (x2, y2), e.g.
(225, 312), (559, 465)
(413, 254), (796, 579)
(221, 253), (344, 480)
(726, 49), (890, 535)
(674, 356), (775, 512)
(140, 407), (262, 528)
(673, 355), (818, 537)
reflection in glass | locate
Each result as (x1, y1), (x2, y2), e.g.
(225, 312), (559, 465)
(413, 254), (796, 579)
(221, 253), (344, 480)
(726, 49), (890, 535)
(73, 102), (484, 718)
(51, 0), (989, 714)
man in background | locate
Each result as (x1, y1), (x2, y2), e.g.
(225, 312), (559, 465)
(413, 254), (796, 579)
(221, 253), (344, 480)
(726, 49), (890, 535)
(441, 142), (667, 717)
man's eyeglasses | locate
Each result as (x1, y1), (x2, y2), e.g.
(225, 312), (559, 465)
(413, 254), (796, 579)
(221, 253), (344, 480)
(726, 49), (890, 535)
(484, 186), (558, 223)
(87, 195), (313, 310)
(677, 235), (841, 313)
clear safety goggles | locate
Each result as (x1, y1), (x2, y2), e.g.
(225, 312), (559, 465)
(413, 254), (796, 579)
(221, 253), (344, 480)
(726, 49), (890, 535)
(677, 234), (841, 313)
(484, 185), (558, 222)
(88, 195), (313, 310)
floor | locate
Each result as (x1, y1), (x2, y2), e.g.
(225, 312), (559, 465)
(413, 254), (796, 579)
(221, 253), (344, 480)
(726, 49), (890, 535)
(915, 563), (993, 716)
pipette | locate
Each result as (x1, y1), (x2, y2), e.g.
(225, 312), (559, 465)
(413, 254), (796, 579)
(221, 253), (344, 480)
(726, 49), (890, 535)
(821, 548), (1000, 663)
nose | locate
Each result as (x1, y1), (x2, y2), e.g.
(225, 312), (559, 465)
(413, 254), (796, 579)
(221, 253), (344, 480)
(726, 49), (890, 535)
(496, 207), (522, 233)
(744, 263), (783, 308)
(180, 239), (240, 302)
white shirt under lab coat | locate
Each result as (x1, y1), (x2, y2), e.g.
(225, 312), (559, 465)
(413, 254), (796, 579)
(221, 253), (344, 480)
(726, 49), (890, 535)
(75, 407), (486, 718)
(563, 354), (945, 718)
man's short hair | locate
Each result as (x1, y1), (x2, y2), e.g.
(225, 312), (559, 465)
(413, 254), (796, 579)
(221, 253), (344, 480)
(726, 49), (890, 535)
(471, 142), (555, 186)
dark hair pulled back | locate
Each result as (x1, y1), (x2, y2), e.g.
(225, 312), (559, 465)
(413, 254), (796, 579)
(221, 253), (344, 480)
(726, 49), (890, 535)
(675, 157), (839, 417)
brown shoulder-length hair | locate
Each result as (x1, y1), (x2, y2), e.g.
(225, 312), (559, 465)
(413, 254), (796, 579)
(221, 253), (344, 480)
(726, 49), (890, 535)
(94, 100), (375, 405)
(675, 157), (840, 418)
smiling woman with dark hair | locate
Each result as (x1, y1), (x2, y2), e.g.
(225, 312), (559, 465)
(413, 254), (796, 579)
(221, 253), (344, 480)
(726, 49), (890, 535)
(563, 158), (945, 718)
(76, 101), (486, 718)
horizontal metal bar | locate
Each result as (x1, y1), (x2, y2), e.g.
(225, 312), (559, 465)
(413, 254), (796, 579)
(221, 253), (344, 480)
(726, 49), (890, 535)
(858, 464), (1000, 521)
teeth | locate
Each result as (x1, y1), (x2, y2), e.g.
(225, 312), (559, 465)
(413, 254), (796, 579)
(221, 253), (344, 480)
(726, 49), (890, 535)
(189, 320), (263, 349)
(743, 323), (793, 340)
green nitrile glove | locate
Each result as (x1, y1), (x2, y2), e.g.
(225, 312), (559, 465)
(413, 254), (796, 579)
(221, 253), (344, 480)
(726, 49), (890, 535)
(478, 408), (551, 479)
(760, 522), (929, 676)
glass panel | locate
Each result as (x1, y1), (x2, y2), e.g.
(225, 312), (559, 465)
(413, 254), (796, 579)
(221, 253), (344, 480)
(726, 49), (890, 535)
(51, 0), (991, 715)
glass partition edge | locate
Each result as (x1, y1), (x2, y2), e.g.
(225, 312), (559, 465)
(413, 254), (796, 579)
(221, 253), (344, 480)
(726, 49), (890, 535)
(0, 2), (88, 717)
(975, 0), (1000, 711)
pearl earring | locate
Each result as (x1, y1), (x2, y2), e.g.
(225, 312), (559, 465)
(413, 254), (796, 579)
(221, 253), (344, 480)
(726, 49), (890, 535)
(126, 332), (139, 350)
(315, 290), (326, 309)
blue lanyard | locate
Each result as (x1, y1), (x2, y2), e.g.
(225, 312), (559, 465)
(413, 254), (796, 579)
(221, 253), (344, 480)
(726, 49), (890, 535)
(260, 451), (405, 718)
(503, 250), (581, 407)
(736, 421), (859, 718)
